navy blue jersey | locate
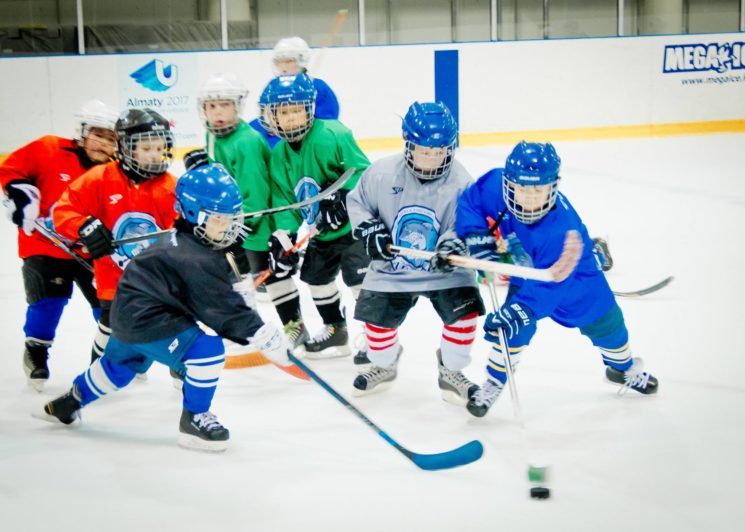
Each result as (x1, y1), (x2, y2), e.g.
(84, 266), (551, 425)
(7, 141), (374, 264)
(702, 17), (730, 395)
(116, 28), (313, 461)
(110, 230), (263, 344)
(456, 168), (615, 327)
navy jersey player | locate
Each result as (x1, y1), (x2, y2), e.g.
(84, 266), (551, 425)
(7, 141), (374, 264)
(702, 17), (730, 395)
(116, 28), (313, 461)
(456, 141), (659, 417)
(38, 164), (292, 451)
(347, 102), (484, 403)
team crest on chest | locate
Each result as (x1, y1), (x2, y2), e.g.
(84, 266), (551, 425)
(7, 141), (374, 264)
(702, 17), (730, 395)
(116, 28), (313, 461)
(294, 176), (321, 224)
(111, 213), (161, 269)
(391, 205), (440, 271)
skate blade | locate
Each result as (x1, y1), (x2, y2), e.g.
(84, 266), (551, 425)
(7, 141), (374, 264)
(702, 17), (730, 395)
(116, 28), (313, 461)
(30, 410), (81, 426)
(178, 433), (228, 453)
(440, 389), (469, 406)
(351, 380), (393, 397)
(305, 345), (352, 360)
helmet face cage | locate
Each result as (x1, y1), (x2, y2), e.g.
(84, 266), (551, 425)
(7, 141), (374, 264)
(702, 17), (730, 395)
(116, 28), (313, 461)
(119, 130), (174, 179)
(502, 176), (560, 224)
(74, 102), (118, 146)
(404, 140), (455, 181)
(272, 38), (311, 73)
(268, 100), (315, 142)
(192, 209), (247, 250)
(197, 93), (245, 137)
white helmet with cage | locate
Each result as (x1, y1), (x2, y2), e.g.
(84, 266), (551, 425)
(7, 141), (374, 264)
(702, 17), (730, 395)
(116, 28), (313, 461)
(74, 99), (118, 145)
(272, 37), (311, 74)
(196, 73), (248, 137)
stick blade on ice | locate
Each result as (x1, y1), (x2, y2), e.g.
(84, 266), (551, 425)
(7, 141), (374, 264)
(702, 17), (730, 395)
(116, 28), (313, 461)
(407, 440), (484, 471)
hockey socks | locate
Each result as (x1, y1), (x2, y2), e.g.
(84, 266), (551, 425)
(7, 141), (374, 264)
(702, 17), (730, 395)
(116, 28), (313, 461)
(364, 323), (400, 368)
(23, 297), (67, 344)
(440, 312), (478, 371)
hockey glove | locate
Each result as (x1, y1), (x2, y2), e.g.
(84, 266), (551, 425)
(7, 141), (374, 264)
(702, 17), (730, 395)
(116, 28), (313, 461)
(464, 231), (500, 262)
(251, 322), (290, 365)
(484, 302), (535, 342)
(232, 278), (256, 309)
(268, 230), (299, 279)
(430, 237), (467, 273)
(3, 180), (40, 236)
(316, 189), (349, 231)
(183, 148), (209, 172)
(353, 218), (394, 261)
(78, 217), (114, 259)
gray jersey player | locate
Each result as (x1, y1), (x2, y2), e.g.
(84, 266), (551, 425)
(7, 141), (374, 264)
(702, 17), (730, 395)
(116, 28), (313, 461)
(347, 102), (484, 404)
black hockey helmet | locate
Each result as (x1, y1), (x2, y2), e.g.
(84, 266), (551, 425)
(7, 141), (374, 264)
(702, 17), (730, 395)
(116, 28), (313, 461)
(115, 108), (174, 180)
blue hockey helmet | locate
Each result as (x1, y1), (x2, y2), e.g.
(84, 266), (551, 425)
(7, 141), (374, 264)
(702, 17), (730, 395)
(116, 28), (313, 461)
(402, 101), (458, 181)
(257, 80), (275, 133)
(264, 73), (317, 142)
(502, 141), (561, 224)
(175, 163), (246, 249)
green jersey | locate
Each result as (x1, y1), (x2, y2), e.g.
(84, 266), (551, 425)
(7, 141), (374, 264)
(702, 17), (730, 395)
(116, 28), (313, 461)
(206, 120), (272, 252)
(270, 119), (370, 242)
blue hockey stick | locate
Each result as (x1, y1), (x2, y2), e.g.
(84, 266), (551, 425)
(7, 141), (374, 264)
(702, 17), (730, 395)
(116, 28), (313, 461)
(288, 353), (484, 471)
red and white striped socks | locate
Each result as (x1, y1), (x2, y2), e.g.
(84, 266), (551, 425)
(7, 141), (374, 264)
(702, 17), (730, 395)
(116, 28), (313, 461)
(440, 312), (478, 371)
(365, 323), (399, 368)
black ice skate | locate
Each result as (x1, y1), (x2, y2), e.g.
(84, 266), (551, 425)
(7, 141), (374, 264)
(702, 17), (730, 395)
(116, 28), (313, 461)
(305, 321), (351, 359)
(352, 348), (401, 396)
(466, 379), (505, 417)
(23, 340), (51, 392)
(605, 358), (659, 395)
(592, 237), (614, 272)
(437, 349), (479, 405)
(38, 385), (82, 425)
(178, 409), (230, 452)
(284, 319), (309, 355)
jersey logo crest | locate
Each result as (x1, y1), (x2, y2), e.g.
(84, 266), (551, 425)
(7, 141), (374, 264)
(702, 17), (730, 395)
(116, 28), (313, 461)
(59, 173), (71, 182)
(110, 213), (161, 270)
(390, 205), (440, 272)
(109, 194), (123, 205)
(391, 186), (403, 194)
(294, 177), (321, 224)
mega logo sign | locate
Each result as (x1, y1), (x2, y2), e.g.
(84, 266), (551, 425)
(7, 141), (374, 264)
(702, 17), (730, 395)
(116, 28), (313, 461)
(662, 42), (745, 74)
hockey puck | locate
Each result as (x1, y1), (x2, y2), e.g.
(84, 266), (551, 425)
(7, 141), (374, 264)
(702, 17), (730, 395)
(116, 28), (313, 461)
(530, 487), (550, 499)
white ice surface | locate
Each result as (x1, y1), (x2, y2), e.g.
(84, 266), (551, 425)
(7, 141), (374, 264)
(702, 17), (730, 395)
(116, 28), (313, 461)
(1, 135), (744, 531)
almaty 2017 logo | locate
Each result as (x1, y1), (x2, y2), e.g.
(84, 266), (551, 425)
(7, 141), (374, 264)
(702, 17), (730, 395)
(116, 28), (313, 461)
(130, 59), (179, 91)
(663, 42), (744, 74)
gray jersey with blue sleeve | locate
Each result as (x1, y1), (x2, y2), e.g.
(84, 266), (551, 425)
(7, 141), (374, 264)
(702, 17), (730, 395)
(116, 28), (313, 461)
(347, 154), (477, 293)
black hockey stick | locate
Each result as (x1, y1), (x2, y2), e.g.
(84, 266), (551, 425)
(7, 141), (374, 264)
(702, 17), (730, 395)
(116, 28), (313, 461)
(33, 220), (93, 273)
(612, 276), (674, 298)
(288, 353), (484, 471)
(113, 168), (357, 247)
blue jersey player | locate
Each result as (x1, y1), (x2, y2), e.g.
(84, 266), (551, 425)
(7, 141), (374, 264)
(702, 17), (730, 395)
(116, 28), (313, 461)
(456, 141), (659, 417)
(37, 164), (292, 451)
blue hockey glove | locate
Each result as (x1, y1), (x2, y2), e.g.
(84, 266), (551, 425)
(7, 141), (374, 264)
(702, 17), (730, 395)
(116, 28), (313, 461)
(465, 231), (499, 262)
(429, 237), (466, 273)
(317, 189), (349, 231)
(354, 218), (395, 261)
(484, 302), (535, 341)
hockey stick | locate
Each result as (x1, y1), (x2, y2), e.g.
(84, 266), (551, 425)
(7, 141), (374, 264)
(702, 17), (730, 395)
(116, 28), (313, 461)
(33, 219), (93, 273)
(287, 353), (484, 471)
(225, 252), (309, 381)
(389, 229), (583, 283)
(309, 9), (349, 75)
(612, 276), (674, 298)
(253, 225), (319, 288)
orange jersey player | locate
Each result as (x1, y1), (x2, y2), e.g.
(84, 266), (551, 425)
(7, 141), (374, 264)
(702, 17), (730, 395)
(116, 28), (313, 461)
(0, 99), (118, 391)
(54, 108), (178, 367)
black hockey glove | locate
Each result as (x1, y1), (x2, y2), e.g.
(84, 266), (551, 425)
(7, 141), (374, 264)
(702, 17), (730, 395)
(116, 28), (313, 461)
(183, 148), (209, 172)
(78, 217), (114, 259)
(3, 179), (41, 235)
(316, 189), (349, 231)
(268, 230), (299, 279)
(353, 218), (394, 261)
(429, 237), (467, 273)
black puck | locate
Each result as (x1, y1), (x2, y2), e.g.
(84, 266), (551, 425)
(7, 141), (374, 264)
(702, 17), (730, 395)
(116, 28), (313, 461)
(530, 487), (550, 499)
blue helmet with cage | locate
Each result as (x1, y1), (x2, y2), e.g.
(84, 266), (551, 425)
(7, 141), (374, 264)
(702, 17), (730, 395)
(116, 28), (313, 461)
(257, 80), (274, 132)
(402, 101), (458, 181)
(175, 163), (246, 249)
(502, 141), (561, 224)
(264, 73), (317, 142)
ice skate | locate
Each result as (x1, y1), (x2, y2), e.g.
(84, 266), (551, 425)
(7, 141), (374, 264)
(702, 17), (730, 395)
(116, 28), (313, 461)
(592, 237), (613, 272)
(178, 409), (230, 452)
(36, 385), (82, 425)
(466, 379), (505, 417)
(437, 349), (479, 405)
(23, 341), (50, 392)
(352, 348), (401, 396)
(284, 319), (309, 356)
(305, 322), (351, 359)
(605, 357), (659, 395)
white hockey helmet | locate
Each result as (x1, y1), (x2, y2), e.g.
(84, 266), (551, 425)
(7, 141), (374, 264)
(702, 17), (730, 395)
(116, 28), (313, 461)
(272, 37), (311, 73)
(197, 73), (248, 136)
(74, 99), (118, 144)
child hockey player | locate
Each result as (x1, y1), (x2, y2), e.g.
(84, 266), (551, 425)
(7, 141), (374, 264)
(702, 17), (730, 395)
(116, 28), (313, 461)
(455, 141), (659, 417)
(264, 73), (370, 358)
(53, 108), (178, 366)
(39, 164), (291, 452)
(0, 100), (118, 390)
(347, 101), (484, 403)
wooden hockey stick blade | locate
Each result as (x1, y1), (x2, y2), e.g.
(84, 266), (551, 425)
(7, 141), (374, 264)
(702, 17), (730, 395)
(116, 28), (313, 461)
(612, 276), (674, 298)
(390, 230), (582, 283)
(288, 353), (484, 470)
(113, 228), (174, 246)
(243, 168), (356, 220)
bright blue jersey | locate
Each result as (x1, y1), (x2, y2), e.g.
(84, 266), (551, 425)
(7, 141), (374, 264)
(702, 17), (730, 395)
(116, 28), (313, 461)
(456, 168), (615, 327)
(248, 118), (281, 149)
(313, 77), (339, 119)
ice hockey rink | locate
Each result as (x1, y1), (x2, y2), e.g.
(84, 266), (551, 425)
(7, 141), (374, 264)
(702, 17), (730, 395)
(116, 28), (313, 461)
(1, 133), (743, 532)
